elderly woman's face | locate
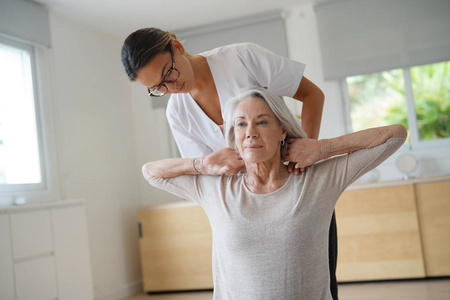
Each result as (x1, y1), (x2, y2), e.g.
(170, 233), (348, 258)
(234, 96), (286, 164)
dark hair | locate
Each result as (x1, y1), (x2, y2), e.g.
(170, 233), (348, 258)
(121, 28), (177, 81)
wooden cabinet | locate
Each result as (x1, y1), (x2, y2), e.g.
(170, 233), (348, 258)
(335, 184), (425, 282)
(138, 202), (213, 292)
(335, 177), (450, 282)
(415, 180), (450, 276)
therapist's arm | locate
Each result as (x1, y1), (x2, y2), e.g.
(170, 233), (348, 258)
(292, 76), (324, 140)
(284, 76), (324, 173)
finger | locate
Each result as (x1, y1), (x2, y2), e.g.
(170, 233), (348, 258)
(287, 164), (293, 173)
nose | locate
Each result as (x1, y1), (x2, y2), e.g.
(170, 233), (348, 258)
(165, 81), (178, 92)
(246, 123), (258, 139)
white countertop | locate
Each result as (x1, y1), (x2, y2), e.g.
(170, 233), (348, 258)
(0, 199), (85, 214)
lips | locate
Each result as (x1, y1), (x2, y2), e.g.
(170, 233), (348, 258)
(245, 144), (263, 150)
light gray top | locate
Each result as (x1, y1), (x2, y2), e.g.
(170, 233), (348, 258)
(149, 138), (405, 300)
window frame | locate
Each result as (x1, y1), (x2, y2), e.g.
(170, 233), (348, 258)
(0, 35), (60, 204)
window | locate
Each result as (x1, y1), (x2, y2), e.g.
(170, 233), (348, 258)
(0, 38), (45, 194)
(345, 61), (450, 146)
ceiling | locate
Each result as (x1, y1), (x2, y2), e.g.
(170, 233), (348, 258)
(34, 0), (330, 39)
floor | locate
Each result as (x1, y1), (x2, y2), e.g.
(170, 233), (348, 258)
(125, 278), (450, 300)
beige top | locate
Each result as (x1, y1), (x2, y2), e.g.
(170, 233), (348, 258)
(149, 138), (405, 300)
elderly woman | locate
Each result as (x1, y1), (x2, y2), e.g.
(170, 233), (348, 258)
(142, 87), (407, 300)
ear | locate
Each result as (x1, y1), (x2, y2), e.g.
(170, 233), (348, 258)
(280, 125), (287, 141)
(171, 40), (185, 55)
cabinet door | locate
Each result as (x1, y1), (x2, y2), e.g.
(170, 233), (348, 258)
(335, 184), (425, 281)
(138, 203), (213, 292)
(0, 214), (15, 300)
(10, 209), (53, 260)
(415, 180), (450, 276)
(15, 255), (58, 300)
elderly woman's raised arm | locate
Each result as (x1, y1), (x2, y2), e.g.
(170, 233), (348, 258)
(142, 147), (244, 181)
(322, 124), (407, 157)
(287, 124), (407, 172)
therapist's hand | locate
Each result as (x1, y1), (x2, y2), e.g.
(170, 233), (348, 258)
(199, 147), (244, 175)
(284, 138), (324, 174)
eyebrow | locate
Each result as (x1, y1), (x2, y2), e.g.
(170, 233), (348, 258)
(235, 114), (272, 120)
(160, 62), (169, 80)
(149, 61), (170, 89)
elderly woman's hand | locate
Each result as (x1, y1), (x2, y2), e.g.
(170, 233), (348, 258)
(284, 138), (325, 174)
(198, 147), (244, 175)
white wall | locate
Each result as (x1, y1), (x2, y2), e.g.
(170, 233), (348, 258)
(48, 13), (142, 299)
(284, 5), (346, 140)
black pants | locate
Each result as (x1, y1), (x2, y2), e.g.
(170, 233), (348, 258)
(329, 212), (338, 300)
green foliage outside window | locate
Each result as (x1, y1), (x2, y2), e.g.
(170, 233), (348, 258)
(347, 61), (450, 142)
(409, 61), (450, 140)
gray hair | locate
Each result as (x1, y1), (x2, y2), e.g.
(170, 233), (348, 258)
(224, 86), (307, 157)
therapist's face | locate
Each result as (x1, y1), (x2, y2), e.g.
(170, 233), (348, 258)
(234, 96), (287, 164)
(135, 41), (195, 95)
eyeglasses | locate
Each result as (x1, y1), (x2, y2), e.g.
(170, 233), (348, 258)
(147, 47), (180, 97)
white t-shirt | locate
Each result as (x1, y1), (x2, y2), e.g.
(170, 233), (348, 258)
(166, 43), (306, 158)
(149, 138), (406, 300)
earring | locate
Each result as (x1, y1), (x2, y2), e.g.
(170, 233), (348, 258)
(280, 139), (285, 146)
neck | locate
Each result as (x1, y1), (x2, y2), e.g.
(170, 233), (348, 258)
(244, 159), (290, 193)
(186, 54), (212, 92)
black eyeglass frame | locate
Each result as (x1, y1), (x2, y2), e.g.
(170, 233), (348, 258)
(147, 47), (180, 97)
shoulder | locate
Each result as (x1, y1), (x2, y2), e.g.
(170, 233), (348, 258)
(202, 43), (269, 58)
(205, 173), (244, 188)
(195, 174), (243, 193)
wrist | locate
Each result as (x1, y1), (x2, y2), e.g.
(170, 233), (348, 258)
(198, 157), (204, 174)
(193, 157), (202, 174)
(319, 139), (331, 160)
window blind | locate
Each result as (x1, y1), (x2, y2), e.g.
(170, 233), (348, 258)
(174, 10), (288, 57)
(315, 0), (450, 80)
(0, 0), (51, 48)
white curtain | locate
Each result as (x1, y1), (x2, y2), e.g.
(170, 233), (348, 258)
(0, 0), (51, 48)
(315, 0), (450, 80)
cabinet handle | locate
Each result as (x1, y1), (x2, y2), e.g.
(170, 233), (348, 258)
(138, 222), (142, 238)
